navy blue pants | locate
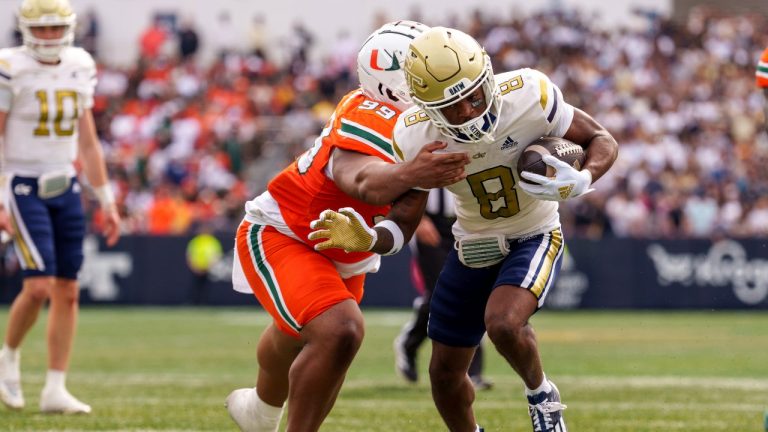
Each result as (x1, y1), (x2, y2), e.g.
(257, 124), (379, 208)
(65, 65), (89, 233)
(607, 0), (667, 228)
(428, 228), (564, 347)
(7, 176), (85, 280)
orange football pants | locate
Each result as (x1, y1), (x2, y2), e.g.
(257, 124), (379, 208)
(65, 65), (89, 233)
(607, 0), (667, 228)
(236, 221), (365, 338)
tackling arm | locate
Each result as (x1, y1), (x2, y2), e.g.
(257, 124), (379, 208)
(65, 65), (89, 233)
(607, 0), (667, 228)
(369, 189), (429, 254)
(308, 189), (429, 254)
(331, 142), (468, 206)
(562, 108), (618, 184)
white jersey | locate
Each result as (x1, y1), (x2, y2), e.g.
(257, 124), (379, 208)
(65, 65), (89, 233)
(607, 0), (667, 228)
(394, 68), (575, 240)
(0, 46), (96, 177)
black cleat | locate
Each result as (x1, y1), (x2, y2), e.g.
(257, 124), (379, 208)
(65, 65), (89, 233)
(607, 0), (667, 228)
(393, 334), (417, 383)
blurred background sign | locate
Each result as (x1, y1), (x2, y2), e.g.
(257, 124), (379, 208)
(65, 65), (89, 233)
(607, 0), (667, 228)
(3, 236), (766, 308)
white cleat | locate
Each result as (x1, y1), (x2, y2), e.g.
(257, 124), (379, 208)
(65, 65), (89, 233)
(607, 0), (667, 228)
(0, 351), (24, 410)
(225, 388), (281, 432)
(40, 387), (92, 414)
(0, 378), (24, 410)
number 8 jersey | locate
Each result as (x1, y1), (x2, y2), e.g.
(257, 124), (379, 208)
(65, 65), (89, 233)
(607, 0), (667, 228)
(394, 68), (574, 240)
(244, 89), (401, 277)
(0, 46), (96, 177)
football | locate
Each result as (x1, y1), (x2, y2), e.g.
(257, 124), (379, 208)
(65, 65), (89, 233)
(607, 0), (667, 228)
(516, 136), (586, 178)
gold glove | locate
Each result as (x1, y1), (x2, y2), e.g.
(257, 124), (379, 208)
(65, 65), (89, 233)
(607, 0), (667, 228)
(308, 207), (377, 252)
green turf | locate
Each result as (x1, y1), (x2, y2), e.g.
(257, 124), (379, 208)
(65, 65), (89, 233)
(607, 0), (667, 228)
(0, 308), (766, 431)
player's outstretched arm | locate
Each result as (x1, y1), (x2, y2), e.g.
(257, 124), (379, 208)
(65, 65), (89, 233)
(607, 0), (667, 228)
(308, 189), (428, 254)
(332, 142), (468, 205)
(78, 110), (121, 247)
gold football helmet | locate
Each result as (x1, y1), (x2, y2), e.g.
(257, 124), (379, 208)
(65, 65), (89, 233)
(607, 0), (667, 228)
(18, 0), (76, 62)
(404, 27), (501, 143)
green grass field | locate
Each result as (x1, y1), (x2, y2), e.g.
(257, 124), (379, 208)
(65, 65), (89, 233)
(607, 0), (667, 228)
(0, 308), (766, 431)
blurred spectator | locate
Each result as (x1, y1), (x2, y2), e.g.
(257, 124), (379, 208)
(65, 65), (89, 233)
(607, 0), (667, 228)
(185, 225), (223, 304)
(213, 11), (239, 56)
(177, 19), (200, 61)
(757, 46), (768, 129)
(248, 14), (268, 58)
(286, 21), (313, 73)
(9, 15), (22, 46)
(139, 16), (168, 60)
(77, 8), (100, 57)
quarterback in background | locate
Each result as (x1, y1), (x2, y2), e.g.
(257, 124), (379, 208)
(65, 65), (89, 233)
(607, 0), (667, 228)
(0, 0), (120, 414)
(226, 21), (469, 432)
(310, 27), (618, 432)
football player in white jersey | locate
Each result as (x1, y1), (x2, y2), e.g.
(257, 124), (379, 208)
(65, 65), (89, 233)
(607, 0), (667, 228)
(309, 27), (618, 432)
(0, 0), (120, 414)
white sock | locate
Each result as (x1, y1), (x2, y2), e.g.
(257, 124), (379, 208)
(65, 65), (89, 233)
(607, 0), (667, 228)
(254, 391), (285, 431)
(1, 343), (21, 380)
(1, 343), (20, 362)
(45, 369), (67, 391)
(525, 373), (553, 396)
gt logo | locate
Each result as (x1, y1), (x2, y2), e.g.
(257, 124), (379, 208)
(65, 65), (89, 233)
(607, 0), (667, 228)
(558, 185), (574, 199)
(407, 71), (426, 90)
(14, 183), (32, 196)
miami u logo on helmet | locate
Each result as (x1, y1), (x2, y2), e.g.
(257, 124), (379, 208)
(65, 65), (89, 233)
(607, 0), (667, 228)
(369, 49), (401, 71)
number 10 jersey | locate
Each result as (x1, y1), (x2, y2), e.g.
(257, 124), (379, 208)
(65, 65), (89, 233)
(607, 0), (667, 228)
(0, 46), (96, 177)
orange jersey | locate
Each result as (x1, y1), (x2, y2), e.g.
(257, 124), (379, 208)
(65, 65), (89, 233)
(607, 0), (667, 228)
(758, 47), (768, 88)
(267, 89), (401, 265)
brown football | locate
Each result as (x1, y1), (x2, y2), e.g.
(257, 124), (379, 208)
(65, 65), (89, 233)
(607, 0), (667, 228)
(516, 136), (586, 178)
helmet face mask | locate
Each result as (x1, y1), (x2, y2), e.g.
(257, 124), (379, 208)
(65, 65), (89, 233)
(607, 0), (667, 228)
(405, 27), (502, 143)
(357, 20), (430, 111)
(18, 0), (76, 62)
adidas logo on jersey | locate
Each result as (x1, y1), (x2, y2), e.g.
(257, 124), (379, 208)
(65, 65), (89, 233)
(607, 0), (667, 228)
(501, 136), (518, 150)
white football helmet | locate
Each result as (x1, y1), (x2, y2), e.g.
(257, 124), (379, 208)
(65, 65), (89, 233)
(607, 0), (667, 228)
(18, 0), (76, 62)
(357, 20), (430, 111)
(404, 27), (502, 143)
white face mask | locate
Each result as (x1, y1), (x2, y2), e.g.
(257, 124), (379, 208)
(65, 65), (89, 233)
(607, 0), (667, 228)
(415, 62), (503, 144)
(19, 14), (76, 62)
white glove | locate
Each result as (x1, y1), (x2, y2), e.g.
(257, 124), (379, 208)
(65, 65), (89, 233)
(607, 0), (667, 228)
(518, 155), (594, 201)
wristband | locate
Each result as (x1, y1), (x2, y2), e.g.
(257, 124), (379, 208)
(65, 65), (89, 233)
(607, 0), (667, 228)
(374, 220), (404, 256)
(94, 184), (116, 208)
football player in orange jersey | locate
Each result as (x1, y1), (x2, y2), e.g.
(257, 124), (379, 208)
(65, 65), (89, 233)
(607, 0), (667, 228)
(225, 21), (470, 432)
(758, 46), (768, 128)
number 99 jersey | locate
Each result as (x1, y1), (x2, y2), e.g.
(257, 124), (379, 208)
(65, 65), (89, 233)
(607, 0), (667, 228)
(0, 46), (96, 176)
(394, 68), (574, 240)
(244, 89), (401, 277)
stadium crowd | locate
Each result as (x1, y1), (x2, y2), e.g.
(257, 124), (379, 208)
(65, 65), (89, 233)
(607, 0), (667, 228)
(67, 6), (767, 238)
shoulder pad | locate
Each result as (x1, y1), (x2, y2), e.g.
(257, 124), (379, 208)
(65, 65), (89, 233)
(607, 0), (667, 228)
(393, 106), (441, 162)
(0, 48), (17, 82)
(62, 47), (96, 70)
